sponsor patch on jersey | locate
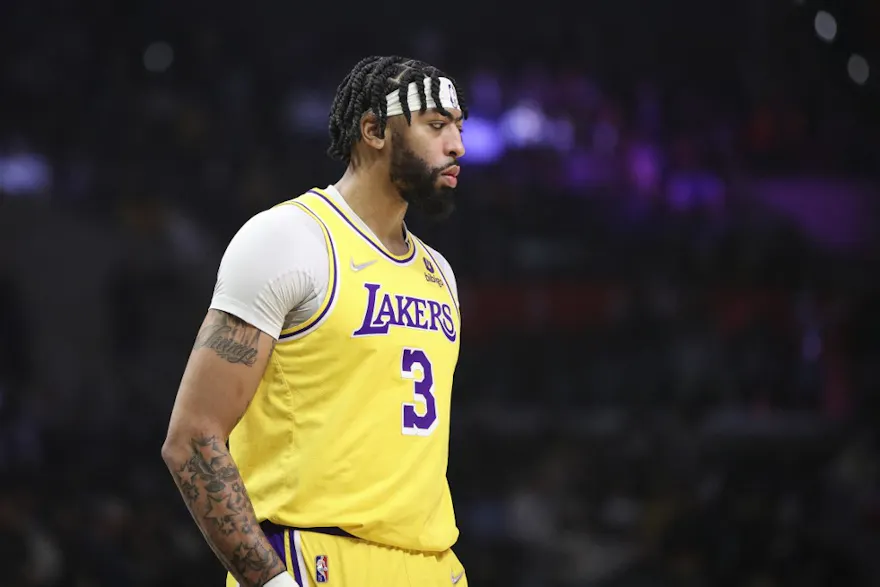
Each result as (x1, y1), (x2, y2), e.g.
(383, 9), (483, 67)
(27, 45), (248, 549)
(423, 258), (443, 285)
(425, 272), (444, 287)
(315, 554), (329, 583)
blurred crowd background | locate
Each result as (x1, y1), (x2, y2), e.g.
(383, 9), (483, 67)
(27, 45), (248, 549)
(1, 0), (879, 585)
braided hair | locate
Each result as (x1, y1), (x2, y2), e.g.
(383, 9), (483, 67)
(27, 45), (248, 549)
(327, 56), (468, 164)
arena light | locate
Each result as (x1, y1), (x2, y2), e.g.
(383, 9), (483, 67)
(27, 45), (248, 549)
(814, 11), (837, 43)
(458, 115), (505, 164)
(847, 54), (870, 85)
(144, 42), (174, 73)
(0, 152), (52, 196)
(500, 102), (546, 147)
(548, 118), (575, 152)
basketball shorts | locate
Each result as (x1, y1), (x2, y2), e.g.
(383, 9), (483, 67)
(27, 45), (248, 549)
(225, 528), (468, 587)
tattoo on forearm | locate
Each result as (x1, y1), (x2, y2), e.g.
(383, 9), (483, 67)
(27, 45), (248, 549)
(193, 312), (262, 366)
(172, 435), (286, 586)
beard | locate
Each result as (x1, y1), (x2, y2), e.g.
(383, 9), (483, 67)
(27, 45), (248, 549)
(389, 132), (456, 221)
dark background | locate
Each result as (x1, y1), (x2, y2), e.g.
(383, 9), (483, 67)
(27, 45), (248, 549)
(1, 0), (879, 585)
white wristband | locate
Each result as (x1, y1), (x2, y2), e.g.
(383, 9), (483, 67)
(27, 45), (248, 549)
(263, 571), (299, 587)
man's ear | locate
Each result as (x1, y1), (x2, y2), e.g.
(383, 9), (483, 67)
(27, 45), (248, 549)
(360, 111), (387, 151)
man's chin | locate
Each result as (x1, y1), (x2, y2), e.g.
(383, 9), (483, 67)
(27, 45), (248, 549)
(415, 189), (455, 221)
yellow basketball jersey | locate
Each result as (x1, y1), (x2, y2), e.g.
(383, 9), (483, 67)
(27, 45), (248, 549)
(229, 188), (462, 553)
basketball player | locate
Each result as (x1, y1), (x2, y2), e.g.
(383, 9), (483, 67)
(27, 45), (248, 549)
(161, 56), (468, 587)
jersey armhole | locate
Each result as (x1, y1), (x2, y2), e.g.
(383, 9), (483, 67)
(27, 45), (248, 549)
(276, 200), (339, 342)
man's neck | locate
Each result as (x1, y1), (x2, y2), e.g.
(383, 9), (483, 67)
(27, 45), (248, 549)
(334, 167), (409, 254)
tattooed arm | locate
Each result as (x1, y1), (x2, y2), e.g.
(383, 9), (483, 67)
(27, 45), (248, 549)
(162, 309), (287, 587)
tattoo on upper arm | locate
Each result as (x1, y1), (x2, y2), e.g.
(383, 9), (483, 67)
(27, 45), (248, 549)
(194, 312), (264, 367)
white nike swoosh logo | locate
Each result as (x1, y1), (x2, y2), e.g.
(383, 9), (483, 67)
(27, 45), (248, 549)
(350, 258), (378, 272)
(452, 571), (464, 584)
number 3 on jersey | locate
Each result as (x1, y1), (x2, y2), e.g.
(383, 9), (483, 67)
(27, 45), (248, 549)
(401, 348), (438, 436)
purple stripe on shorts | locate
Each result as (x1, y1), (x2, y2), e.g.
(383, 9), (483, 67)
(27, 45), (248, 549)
(263, 529), (303, 587)
(289, 532), (304, 587)
(265, 529), (286, 562)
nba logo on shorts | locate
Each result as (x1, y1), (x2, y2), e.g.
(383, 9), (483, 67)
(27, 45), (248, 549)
(423, 258), (435, 273)
(315, 555), (329, 583)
